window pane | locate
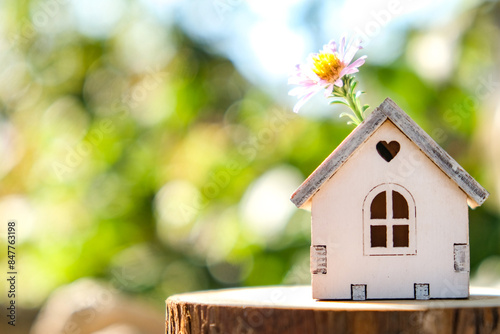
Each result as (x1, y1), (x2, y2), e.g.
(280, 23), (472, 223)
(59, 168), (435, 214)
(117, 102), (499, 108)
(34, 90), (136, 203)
(370, 225), (387, 247)
(370, 191), (386, 219)
(393, 225), (409, 247)
(392, 191), (409, 219)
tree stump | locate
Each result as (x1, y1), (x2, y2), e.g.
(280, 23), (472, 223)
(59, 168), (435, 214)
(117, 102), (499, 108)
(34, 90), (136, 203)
(166, 286), (500, 334)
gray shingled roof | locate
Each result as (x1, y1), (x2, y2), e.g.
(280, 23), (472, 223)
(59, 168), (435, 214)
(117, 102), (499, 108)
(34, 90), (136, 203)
(291, 98), (489, 210)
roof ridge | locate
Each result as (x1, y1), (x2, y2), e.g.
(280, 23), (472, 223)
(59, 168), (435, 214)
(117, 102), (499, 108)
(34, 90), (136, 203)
(291, 98), (489, 210)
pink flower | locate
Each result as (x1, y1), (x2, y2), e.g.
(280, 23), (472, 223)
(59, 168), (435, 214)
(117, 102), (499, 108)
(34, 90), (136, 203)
(288, 37), (367, 113)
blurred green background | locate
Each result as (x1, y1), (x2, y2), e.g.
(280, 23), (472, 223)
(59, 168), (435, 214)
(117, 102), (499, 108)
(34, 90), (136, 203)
(1, 0), (500, 332)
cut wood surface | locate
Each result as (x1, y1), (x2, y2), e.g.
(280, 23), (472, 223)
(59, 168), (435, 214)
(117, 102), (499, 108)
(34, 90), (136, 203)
(166, 286), (500, 334)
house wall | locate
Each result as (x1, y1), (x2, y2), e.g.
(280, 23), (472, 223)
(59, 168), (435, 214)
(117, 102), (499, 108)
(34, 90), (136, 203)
(311, 120), (469, 299)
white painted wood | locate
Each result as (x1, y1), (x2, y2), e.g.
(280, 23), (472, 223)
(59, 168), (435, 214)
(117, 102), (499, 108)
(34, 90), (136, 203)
(415, 284), (430, 300)
(381, 99), (488, 208)
(454, 244), (470, 272)
(291, 107), (387, 210)
(362, 184), (416, 256)
(310, 245), (327, 274)
(310, 121), (470, 299)
(351, 284), (367, 301)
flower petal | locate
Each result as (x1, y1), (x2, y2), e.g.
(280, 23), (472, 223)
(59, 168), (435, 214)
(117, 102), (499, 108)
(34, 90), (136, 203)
(339, 37), (346, 57)
(342, 38), (363, 64)
(339, 67), (359, 77)
(293, 90), (318, 113)
(326, 40), (338, 54)
(323, 84), (334, 97)
(349, 55), (367, 68)
(288, 86), (309, 97)
(339, 68), (355, 78)
(288, 84), (319, 98)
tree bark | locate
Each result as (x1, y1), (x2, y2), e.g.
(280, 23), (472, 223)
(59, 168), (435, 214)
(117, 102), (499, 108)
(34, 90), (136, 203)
(166, 286), (500, 334)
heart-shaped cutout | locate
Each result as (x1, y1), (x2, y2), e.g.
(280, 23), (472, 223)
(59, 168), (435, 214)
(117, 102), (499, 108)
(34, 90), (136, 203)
(376, 141), (400, 162)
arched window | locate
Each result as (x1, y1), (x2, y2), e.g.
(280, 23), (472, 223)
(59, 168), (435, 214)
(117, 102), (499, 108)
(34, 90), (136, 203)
(363, 184), (416, 256)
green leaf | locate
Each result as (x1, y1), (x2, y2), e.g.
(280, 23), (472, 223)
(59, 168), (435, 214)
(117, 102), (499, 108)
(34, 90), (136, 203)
(330, 100), (350, 107)
(351, 81), (358, 93)
(339, 112), (361, 125)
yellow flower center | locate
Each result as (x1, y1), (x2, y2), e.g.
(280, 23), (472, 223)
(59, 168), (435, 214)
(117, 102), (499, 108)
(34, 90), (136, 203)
(312, 52), (344, 83)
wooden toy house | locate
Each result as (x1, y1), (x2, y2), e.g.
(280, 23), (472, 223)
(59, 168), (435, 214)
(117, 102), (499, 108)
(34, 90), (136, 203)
(291, 98), (489, 300)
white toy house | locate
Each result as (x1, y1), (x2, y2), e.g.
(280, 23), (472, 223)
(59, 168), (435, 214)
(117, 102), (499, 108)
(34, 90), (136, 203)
(291, 98), (489, 300)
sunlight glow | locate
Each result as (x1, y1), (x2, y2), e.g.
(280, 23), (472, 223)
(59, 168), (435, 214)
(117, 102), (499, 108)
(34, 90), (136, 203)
(240, 166), (303, 239)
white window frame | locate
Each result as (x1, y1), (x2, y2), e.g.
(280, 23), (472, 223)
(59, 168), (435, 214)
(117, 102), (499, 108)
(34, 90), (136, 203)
(363, 183), (417, 256)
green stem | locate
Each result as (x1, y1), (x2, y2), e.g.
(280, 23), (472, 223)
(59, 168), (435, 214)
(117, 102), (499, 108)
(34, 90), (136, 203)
(330, 75), (367, 126)
(346, 91), (363, 123)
